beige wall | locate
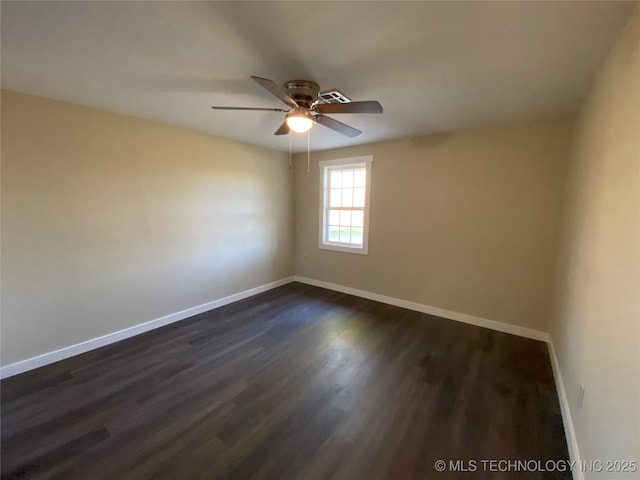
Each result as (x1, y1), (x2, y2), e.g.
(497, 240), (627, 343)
(1, 90), (293, 366)
(550, 9), (639, 477)
(294, 119), (574, 332)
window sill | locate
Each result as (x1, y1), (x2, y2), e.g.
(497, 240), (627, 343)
(319, 243), (369, 255)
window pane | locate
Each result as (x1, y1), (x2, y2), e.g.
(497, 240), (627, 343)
(352, 210), (364, 227)
(351, 227), (363, 245)
(340, 210), (351, 226)
(330, 189), (342, 207)
(320, 159), (371, 252)
(328, 209), (340, 226)
(342, 169), (354, 188)
(341, 188), (353, 207)
(330, 170), (342, 188)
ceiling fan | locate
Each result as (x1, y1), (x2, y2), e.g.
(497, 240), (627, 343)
(211, 76), (383, 137)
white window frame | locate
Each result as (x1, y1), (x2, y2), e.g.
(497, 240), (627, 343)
(319, 156), (373, 255)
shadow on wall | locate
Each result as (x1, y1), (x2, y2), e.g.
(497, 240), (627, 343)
(410, 132), (454, 150)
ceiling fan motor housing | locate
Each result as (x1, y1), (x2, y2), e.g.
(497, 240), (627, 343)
(282, 80), (320, 109)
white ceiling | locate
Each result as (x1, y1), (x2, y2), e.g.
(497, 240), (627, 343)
(1, 1), (635, 152)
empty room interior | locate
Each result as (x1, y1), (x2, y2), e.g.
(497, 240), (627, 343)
(1, 2), (639, 479)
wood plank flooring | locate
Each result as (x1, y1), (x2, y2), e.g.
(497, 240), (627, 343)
(1, 282), (569, 479)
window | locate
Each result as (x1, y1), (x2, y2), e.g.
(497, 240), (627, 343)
(319, 156), (372, 254)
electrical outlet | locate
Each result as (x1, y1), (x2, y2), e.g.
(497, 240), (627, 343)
(577, 385), (585, 409)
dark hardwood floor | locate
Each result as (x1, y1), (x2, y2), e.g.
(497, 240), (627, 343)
(1, 282), (569, 479)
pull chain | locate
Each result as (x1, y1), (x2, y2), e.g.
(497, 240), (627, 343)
(289, 131), (292, 170)
(307, 129), (310, 174)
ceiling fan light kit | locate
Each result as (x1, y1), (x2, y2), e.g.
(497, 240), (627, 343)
(211, 76), (383, 138)
(285, 107), (314, 133)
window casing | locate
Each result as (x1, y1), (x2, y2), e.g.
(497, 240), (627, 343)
(319, 156), (372, 255)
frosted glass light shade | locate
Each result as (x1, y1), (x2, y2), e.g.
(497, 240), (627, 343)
(286, 113), (314, 133)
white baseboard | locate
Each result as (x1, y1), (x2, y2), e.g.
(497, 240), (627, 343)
(548, 340), (582, 480)
(0, 277), (295, 379)
(294, 276), (549, 342)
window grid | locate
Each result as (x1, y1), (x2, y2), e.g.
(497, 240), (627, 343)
(319, 156), (372, 255)
(324, 165), (367, 247)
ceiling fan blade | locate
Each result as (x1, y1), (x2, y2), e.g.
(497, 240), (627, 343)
(274, 121), (290, 135)
(315, 115), (362, 138)
(251, 76), (298, 109)
(314, 101), (383, 114)
(211, 106), (289, 112)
